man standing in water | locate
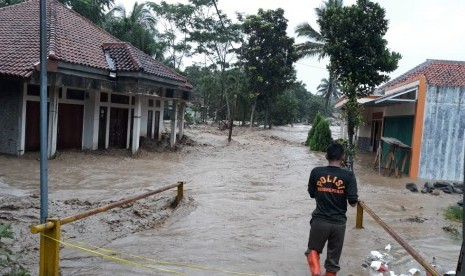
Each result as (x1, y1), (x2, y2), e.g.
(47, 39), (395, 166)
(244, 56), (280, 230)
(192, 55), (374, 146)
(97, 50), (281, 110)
(305, 143), (358, 276)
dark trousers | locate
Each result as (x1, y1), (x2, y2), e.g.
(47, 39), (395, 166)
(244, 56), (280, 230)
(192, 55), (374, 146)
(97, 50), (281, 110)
(305, 218), (346, 273)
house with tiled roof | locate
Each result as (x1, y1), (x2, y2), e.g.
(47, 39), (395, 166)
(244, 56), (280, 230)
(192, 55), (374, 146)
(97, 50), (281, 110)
(0, 0), (192, 157)
(342, 59), (465, 181)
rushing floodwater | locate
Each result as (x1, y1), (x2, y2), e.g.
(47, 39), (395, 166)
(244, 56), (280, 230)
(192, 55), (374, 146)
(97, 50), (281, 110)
(1, 124), (461, 275)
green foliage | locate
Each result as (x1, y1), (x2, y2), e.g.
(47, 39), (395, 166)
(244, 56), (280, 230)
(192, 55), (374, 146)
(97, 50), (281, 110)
(103, 3), (164, 57)
(0, 223), (30, 276)
(317, 0), (401, 168)
(306, 112), (323, 146)
(148, 1), (195, 68)
(444, 205), (463, 222)
(0, 0), (26, 8)
(59, 0), (114, 26)
(317, 73), (341, 110)
(318, 0), (401, 99)
(309, 118), (333, 152)
(270, 91), (298, 125)
(240, 8), (298, 128)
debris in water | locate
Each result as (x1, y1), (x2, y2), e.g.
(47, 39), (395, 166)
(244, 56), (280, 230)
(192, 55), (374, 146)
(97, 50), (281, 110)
(408, 268), (420, 275)
(385, 244), (391, 252)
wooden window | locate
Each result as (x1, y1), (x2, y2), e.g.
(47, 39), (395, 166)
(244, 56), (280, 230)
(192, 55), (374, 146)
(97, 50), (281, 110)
(148, 99), (154, 107)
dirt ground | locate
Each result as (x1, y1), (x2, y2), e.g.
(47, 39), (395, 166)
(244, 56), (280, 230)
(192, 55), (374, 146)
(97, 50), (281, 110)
(0, 124), (461, 275)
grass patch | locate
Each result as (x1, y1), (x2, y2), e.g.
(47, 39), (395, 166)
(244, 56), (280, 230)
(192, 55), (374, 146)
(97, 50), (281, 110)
(443, 205), (463, 222)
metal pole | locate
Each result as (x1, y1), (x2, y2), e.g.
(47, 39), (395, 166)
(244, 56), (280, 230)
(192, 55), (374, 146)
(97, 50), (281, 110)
(39, 0), (49, 224)
(457, 141), (465, 273)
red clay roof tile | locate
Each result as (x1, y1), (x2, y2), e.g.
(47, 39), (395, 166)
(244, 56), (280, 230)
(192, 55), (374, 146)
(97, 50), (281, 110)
(0, 0), (191, 89)
(382, 59), (465, 90)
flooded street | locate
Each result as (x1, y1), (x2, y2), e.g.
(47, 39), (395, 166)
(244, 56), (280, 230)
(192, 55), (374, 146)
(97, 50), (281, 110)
(0, 124), (461, 275)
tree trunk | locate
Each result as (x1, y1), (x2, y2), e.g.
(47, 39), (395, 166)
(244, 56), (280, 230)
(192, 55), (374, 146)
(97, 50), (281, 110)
(250, 98), (257, 128)
(346, 97), (357, 171)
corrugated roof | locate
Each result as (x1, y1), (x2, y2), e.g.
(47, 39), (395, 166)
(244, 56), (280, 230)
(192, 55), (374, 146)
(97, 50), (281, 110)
(0, 0), (191, 89)
(381, 59), (465, 90)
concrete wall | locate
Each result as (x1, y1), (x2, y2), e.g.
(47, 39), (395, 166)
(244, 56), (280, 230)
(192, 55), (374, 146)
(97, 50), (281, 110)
(82, 89), (99, 150)
(419, 86), (465, 181)
(0, 80), (23, 155)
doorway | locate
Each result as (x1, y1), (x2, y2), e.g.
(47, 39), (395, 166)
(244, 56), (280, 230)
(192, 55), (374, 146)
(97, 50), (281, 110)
(109, 107), (128, 148)
(98, 106), (107, 149)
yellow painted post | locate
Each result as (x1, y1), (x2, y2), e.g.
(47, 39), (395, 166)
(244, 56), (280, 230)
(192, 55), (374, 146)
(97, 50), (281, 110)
(39, 218), (61, 276)
(176, 181), (184, 204)
(356, 202), (364, 229)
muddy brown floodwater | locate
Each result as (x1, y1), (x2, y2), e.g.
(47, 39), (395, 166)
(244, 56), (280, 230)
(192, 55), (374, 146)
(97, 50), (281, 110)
(0, 124), (461, 275)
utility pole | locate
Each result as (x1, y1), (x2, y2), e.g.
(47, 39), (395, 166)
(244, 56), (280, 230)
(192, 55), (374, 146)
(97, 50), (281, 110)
(39, 0), (49, 224)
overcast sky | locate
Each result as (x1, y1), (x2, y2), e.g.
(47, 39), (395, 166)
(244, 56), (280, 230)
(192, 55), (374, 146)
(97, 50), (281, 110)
(122, 0), (465, 92)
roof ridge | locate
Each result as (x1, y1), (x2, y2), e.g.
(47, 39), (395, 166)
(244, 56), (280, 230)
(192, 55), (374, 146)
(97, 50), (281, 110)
(124, 43), (143, 71)
(48, 0), (58, 59)
(426, 59), (465, 65)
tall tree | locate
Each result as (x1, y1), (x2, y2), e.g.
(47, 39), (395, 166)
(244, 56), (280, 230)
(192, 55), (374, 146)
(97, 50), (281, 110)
(104, 2), (164, 57)
(59, 0), (114, 25)
(318, 0), (401, 169)
(189, 0), (242, 124)
(240, 8), (298, 129)
(148, 1), (195, 69)
(295, 0), (343, 113)
(316, 77), (341, 110)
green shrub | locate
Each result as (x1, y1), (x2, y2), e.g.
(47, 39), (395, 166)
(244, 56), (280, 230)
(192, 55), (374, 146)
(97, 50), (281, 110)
(444, 205), (463, 222)
(0, 223), (30, 276)
(306, 112), (323, 146)
(310, 118), (333, 152)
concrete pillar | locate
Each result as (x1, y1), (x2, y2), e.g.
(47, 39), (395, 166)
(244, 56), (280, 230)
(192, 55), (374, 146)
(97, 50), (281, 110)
(132, 95), (141, 154)
(91, 92), (100, 150)
(47, 86), (59, 158)
(18, 82), (27, 156)
(157, 100), (164, 141)
(83, 90), (99, 150)
(170, 100), (178, 148)
(178, 102), (185, 141)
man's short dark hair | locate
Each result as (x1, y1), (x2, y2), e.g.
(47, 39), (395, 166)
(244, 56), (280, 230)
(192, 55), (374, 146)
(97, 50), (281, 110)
(326, 143), (344, 161)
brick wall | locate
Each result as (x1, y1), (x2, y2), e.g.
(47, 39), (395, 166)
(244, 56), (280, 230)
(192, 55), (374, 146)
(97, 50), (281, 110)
(0, 80), (22, 155)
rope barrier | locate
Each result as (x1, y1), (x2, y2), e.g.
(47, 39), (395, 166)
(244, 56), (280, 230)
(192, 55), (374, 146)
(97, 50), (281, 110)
(46, 234), (265, 276)
(42, 234), (184, 275)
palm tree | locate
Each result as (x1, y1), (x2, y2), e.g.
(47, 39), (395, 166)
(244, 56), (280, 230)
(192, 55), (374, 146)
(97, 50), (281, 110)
(103, 2), (165, 58)
(295, 0), (343, 106)
(317, 77), (341, 110)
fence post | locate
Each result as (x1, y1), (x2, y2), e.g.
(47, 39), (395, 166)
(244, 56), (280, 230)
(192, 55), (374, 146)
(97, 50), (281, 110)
(176, 181), (184, 204)
(39, 218), (61, 276)
(356, 202), (364, 229)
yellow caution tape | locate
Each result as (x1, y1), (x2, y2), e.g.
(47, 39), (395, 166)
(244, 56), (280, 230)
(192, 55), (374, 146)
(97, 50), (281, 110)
(50, 235), (265, 276)
(42, 234), (184, 275)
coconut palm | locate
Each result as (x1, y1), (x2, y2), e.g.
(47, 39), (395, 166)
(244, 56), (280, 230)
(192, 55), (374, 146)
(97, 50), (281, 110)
(294, 0), (343, 59)
(317, 77), (341, 110)
(103, 2), (165, 58)
(295, 0), (343, 107)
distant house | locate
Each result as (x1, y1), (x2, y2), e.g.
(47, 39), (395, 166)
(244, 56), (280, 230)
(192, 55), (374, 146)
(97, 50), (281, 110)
(336, 59), (465, 181)
(0, 0), (192, 157)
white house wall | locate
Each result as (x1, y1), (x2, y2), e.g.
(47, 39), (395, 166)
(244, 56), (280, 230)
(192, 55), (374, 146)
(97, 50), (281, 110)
(82, 89), (99, 150)
(419, 86), (465, 181)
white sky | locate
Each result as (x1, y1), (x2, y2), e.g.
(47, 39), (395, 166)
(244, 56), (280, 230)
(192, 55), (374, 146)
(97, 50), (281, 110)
(121, 0), (465, 92)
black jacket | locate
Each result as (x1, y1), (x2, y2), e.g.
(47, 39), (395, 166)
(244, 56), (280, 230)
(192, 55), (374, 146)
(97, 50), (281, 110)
(308, 166), (358, 224)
